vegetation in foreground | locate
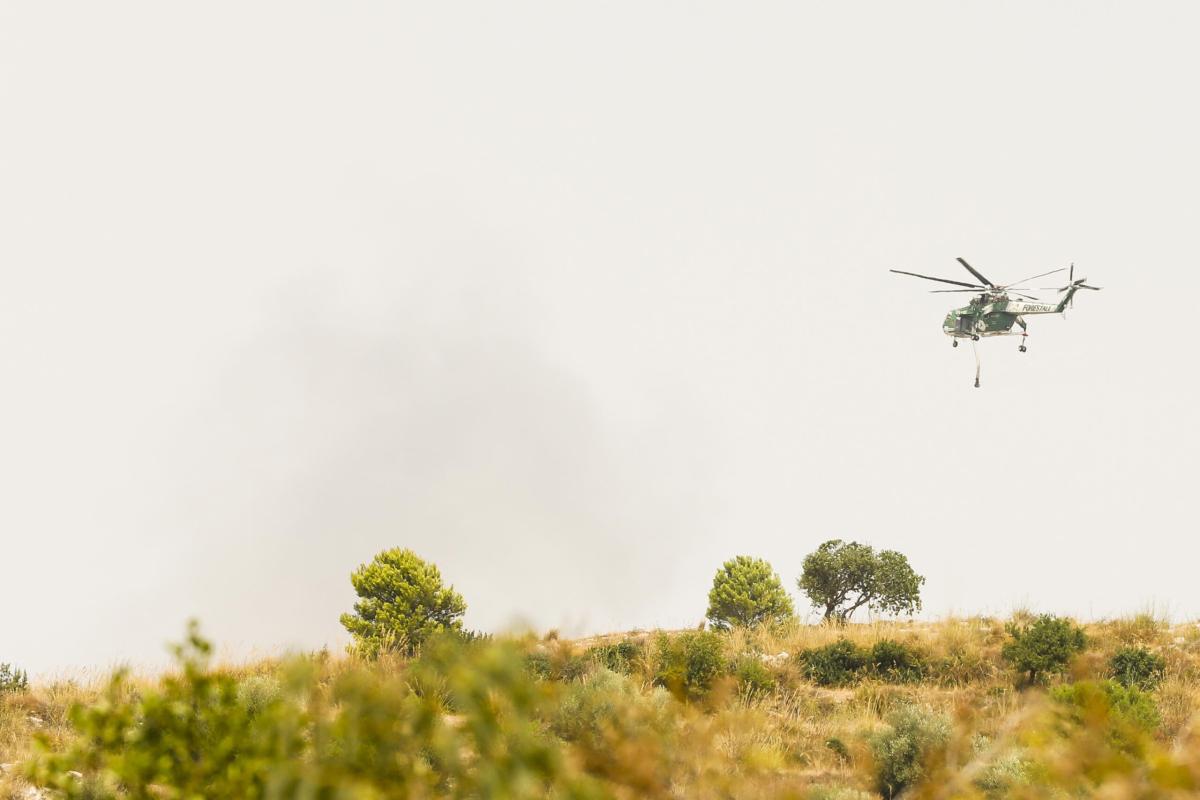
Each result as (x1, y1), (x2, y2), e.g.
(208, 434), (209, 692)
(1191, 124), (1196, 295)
(4, 545), (1199, 798)
(3, 613), (1200, 799)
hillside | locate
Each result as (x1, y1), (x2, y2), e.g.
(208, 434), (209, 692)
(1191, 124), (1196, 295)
(3, 614), (1199, 798)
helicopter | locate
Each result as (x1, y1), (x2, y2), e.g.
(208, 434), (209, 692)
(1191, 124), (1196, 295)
(891, 257), (1101, 387)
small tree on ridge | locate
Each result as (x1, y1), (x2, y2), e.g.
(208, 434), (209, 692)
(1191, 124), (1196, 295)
(798, 539), (924, 623)
(1002, 614), (1087, 685)
(341, 548), (467, 657)
(706, 555), (794, 630)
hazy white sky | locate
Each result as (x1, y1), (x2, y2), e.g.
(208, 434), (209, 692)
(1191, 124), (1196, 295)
(2, 2), (1198, 675)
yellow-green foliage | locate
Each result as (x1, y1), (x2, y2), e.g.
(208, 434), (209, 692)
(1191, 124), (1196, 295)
(7, 616), (1200, 799)
(1001, 614), (1087, 685)
(340, 548), (468, 657)
(705, 556), (794, 631)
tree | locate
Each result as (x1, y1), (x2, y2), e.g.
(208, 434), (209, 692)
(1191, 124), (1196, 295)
(0, 662), (28, 694)
(340, 548), (467, 656)
(705, 555), (794, 630)
(798, 539), (924, 623)
(1001, 614), (1087, 685)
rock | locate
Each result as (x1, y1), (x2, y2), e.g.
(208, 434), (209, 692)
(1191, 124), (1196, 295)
(758, 651), (790, 665)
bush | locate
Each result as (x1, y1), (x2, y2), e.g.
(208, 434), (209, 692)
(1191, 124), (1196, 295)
(732, 655), (777, 695)
(30, 624), (303, 798)
(868, 640), (925, 683)
(524, 646), (592, 682)
(551, 668), (633, 741)
(30, 625), (600, 799)
(653, 631), (727, 700)
(588, 639), (644, 675)
(973, 751), (1031, 796)
(798, 639), (868, 686)
(236, 675), (282, 718)
(0, 663), (28, 694)
(1050, 680), (1161, 752)
(550, 668), (677, 793)
(825, 736), (852, 764)
(705, 556), (794, 630)
(1001, 614), (1086, 685)
(524, 650), (553, 680)
(870, 706), (951, 799)
(339, 548), (467, 657)
(1109, 646), (1166, 691)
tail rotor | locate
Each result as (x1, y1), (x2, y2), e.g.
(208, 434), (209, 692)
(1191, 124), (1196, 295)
(1040, 262), (1102, 315)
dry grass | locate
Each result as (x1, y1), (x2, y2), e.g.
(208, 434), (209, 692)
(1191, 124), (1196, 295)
(4, 615), (1200, 798)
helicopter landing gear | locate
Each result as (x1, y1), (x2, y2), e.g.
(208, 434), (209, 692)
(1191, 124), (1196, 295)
(952, 340), (959, 348)
(971, 334), (980, 341)
(1018, 330), (1028, 353)
(1019, 345), (1027, 353)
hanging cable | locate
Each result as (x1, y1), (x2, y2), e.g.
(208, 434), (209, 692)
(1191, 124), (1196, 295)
(972, 340), (981, 388)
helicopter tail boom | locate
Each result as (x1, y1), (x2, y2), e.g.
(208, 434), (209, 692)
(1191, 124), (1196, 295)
(1053, 279), (1102, 313)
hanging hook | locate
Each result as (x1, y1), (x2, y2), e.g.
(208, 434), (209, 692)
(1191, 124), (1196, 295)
(972, 340), (981, 388)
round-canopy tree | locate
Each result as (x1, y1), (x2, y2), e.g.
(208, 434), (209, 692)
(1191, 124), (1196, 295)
(798, 539), (924, 623)
(706, 555), (794, 630)
(1002, 614), (1087, 685)
(340, 548), (467, 656)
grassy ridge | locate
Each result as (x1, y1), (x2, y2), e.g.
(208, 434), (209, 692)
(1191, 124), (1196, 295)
(2, 614), (1200, 798)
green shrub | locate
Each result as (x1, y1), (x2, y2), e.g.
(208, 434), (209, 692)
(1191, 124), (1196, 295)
(825, 736), (852, 764)
(588, 639), (644, 675)
(732, 655), (777, 695)
(339, 548), (467, 657)
(560, 652), (593, 682)
(870, 705), (951, 799)
(973, 751), (1031, 797)
(524, 650), (553, 680)
(1109, 646), (1166, 691)
(1050, 680), (1161, 752)
(0, 663), (28, 694)
(30, 626), (600, 799)
(552, 668), (631, 741)
(1001, 614), (1086, 685)
(523, 647), (592, 682)
(705, 555), (794, 630)
(798, 639), (868, 686)
(30, 624), (304, 798)
(550, 668), (677, 793)
(868, 640), (925, 683)
(653, 631), (726, 700)
(236, 675), (282, 718)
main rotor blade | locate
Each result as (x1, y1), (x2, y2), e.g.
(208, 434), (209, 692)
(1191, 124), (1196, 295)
(957, 257), (996, 288)
(1004, 267), (1066, 289)
(891, 269), (984, 289)
(931, 288), (1044, 300)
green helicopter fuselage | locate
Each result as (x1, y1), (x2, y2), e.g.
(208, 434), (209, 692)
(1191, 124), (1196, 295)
(942, 289), (1075, 339)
